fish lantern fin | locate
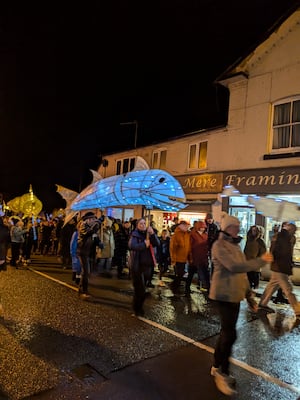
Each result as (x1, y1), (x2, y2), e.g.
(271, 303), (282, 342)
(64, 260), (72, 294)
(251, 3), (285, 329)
(131, 156), (150, 172)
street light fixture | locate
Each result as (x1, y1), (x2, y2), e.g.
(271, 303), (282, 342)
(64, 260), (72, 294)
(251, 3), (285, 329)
(120, 120), (138, 148)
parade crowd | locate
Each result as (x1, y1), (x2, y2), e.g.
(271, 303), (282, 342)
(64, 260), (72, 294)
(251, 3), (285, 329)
(0, 210), (299, 396)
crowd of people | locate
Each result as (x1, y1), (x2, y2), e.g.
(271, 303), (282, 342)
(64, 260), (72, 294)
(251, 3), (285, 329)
(0, 210), (299, 396)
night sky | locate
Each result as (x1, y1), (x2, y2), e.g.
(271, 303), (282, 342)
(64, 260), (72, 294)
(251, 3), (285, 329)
(0, 1), (298, 213)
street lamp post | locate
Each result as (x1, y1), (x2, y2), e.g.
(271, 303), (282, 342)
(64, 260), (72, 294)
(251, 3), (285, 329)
(120, 120), (138, 148)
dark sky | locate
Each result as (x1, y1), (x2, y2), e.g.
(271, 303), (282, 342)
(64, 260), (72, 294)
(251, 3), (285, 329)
(0, 1), (298, 213)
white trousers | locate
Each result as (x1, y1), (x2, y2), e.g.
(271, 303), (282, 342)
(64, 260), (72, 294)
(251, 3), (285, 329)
(260, 271), (298, 309)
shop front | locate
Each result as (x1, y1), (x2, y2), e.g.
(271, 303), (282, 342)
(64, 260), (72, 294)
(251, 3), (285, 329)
(176, 166), (300, 262)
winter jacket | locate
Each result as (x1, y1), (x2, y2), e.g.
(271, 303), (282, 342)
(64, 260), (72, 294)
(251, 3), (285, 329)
(271, 229), (295, 275)
(77, 219), (101, 257)
(128, 229), (160, 272)
(209, 232), (267, 303)
(170, 226), (192, 264)
(244, 226), (266, 260)
(190, 229), (209, 266)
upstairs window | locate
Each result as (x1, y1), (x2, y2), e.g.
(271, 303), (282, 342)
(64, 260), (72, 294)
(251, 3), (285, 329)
(188, 141), (207, 170)
(116, 157), (136, 175)
(152, 149), (167, 169)
(272, 98), (300, 151)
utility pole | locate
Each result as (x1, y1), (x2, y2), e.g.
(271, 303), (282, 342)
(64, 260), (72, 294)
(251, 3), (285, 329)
(120, 120), (138, 148)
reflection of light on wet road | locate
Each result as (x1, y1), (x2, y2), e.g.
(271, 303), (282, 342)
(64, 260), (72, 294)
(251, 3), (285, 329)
(267, 310), (297, 333)
(138, 314), (300, 396)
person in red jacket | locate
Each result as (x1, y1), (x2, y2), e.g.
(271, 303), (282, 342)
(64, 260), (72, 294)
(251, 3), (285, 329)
(187, 220), (210, 295)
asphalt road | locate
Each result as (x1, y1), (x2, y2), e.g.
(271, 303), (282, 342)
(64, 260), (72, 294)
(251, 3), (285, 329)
(0, 255), (300, 400)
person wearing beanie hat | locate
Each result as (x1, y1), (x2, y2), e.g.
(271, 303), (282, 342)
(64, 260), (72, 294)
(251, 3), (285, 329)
(209, 212), (273, 396)
(220, 213), (240, 231)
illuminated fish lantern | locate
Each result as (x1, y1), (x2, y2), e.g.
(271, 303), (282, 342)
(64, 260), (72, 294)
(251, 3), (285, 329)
(65, 157), (187, 212)
(7, 185), (43, 218)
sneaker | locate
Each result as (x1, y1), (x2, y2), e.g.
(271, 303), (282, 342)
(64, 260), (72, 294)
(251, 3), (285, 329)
(210, 366), (236, 385)
(213, 369), (237, 396)
(247, 297), (258, 313)
(258, 304), (275, 313)
(79, 293), (91, 300)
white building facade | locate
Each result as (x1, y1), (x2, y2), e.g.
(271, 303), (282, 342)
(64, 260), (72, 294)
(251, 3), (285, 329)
(98, 7), (300, 262)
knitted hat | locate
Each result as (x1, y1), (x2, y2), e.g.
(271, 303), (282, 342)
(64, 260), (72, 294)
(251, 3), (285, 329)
(179, 220), (189, 226)
(220, 212), (240, 231)
(82, 211), (96, 221)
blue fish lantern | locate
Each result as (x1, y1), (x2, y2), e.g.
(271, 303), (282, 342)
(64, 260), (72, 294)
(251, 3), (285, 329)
(70, 168), (187, 212)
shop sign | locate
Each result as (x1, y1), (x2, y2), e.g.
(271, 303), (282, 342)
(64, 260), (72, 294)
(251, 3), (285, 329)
(224, 167), (300, 194)
(176, 167), (300, 195)
(177, 173), (223, 194)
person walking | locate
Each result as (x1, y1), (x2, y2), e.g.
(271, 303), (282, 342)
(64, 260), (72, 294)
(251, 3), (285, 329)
(156, 228), (171, 287)
(169, 220), (192, 295)
(70, 228), (81, 285)
(205, 213), (219, 277)
(187, 220), (210, 295)
(10, 220), (26, 267)
(113, 220), (131, 279)
(258, 222), (300, 316)
(96, 217), (115, 278)
(76, 212), (102, 299)
(209, 212), (273, 396)
(244, 225), (267, 291)
(128, 218), (160, 316)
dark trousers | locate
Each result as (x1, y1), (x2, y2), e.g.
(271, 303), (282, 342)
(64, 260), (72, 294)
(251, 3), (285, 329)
(213, 300), (240, 374)
(158, 256), (169, 279)
(78, 255), (91, 294)
(132, 264), (152, 314)
(170, 262), (186, 293)
(11, 242), (22, 266)
(247, 271), (260, 289)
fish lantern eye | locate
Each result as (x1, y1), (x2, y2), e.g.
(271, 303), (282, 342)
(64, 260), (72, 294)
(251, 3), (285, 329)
(159, 177), (165, 183)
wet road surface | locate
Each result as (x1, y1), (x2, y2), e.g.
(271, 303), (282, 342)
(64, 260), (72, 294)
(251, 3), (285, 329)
(0, 255), (300, 399)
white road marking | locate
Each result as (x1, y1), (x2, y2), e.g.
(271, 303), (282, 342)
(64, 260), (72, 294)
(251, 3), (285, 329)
(138, 316), (300, 395)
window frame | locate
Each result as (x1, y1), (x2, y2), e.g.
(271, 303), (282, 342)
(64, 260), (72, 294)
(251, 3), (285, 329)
(270, 96), (300, 154)
(152, 148), (167, 169)
(116, 157), (136, 175)
(187, 140), (208, 171)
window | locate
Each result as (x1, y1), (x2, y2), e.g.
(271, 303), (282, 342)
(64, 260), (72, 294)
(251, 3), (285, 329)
(272, 98), (300, 151)
(116, 157), (136, 175)
(152, 149), (167, 169)
(188, 141), (207, 170)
